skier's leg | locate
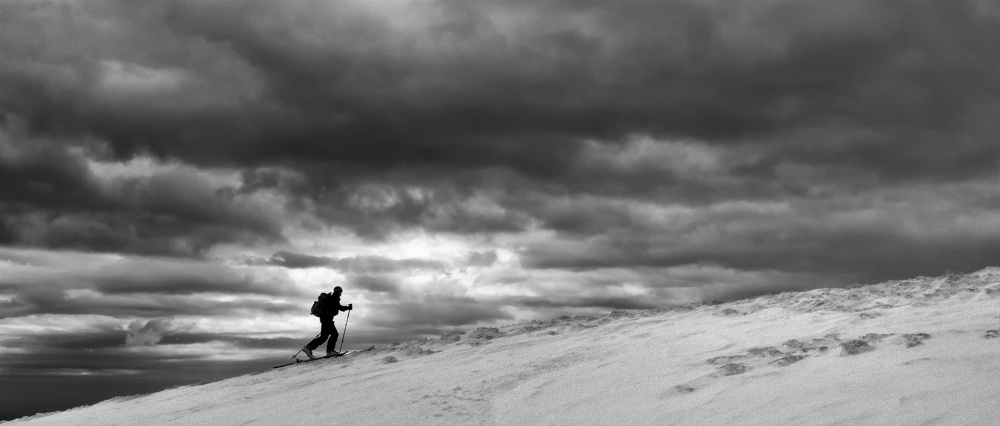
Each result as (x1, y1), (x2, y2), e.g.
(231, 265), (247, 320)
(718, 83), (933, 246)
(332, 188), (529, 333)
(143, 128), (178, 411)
(325, 326), (339, 355)
(306, 335), (325, 350)
(306, 318), (331, 350)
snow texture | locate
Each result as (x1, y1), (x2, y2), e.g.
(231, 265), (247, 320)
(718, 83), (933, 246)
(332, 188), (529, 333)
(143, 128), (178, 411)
(8, 268), (1000, 425)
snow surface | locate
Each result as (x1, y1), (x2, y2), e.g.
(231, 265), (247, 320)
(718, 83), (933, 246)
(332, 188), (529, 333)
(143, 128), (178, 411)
(8, 268), (1000, 425)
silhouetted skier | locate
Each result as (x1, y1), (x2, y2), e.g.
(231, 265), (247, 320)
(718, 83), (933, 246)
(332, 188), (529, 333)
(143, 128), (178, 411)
(303, 286), (352, 359)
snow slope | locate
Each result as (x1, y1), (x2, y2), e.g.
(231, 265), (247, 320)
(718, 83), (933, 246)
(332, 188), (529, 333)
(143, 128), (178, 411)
(8, 268), (1000, 425)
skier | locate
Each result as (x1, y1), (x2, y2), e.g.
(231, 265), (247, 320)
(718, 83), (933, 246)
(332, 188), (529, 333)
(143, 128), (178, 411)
(303, 286), (352, 359)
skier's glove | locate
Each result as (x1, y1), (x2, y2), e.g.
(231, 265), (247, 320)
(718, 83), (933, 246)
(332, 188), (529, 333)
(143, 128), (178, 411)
(348, 304), (353, 310)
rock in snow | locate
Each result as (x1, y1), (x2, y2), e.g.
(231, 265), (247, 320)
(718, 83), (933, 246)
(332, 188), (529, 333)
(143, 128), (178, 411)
(9, 268), (1000, 425)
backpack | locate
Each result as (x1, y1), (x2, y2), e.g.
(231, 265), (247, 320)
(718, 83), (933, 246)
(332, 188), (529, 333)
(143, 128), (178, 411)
(310, 293), (330, 317)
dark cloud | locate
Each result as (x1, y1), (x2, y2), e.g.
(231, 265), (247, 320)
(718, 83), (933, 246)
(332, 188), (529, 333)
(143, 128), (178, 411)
(125, 318), (186, 346)
(3, 0), (994, 182)
(519, 194), (1000, 284)
(268, 251), (445, 274)
(349, 274), (401, 295)
(0, 250), (304, 319)
(464, 250), (498, 267)
(0, 133), (105, 211)
(0, 252), (300, 296)
(1, 0), (996, 252)
(0, 124), (287, 256)
(368, 296), (514, 329)
(0, 290), (300, 319)
(1, 321), (305, 356)
(158, 332), (303, 350)
(520, 296), (660, 311)
(291, 174), (533, 239)
(1, 326), (127, 352)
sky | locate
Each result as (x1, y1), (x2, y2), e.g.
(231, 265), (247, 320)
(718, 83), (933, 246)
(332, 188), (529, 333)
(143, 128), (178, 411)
(1, 0), (998, 420)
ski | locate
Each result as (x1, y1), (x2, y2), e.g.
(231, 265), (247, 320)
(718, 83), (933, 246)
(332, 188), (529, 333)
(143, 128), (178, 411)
(272, 346), (375, 369)
(272, 354), (336, 369)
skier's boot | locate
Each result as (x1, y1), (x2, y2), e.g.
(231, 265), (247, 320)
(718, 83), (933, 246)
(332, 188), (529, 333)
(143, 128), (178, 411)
(302, 345), (315, 360)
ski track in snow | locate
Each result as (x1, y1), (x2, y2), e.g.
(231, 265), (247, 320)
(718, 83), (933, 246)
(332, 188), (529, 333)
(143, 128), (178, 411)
(7, 268), (1000, 425)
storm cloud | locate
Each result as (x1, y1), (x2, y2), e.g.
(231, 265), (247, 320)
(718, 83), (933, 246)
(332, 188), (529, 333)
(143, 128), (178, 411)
(1, 0), (995, 265)
(0, 126), (287, 257)
(268, 251), (445, 273)
(3, 1), (995, 179)
(0, 248), (304, 319)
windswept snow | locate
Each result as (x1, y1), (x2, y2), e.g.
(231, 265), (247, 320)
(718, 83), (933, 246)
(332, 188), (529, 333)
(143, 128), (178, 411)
(8, 268), (1000, 425)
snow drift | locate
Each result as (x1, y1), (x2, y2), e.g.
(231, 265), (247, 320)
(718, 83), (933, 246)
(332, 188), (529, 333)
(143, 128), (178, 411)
(8, 268), (1000, 425)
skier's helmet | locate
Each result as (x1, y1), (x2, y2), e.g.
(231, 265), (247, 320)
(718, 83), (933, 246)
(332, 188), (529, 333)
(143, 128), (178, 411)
(333, 286), (343, 294)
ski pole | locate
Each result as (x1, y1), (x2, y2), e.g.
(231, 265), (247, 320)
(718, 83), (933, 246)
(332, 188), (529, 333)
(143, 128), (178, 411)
(338, 308), (351, 353)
